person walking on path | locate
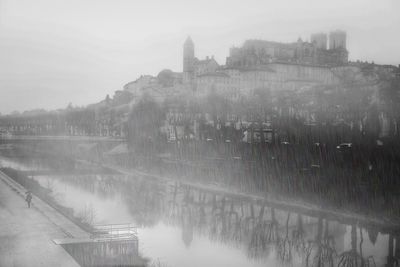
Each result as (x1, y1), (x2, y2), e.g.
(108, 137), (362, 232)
(25, 191), (32, 208)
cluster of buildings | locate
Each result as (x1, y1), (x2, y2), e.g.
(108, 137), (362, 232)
(121, 31), (400, 141)
(225, 31), (348, 68)
(122, 31), (353, 140)
(183, 31), (351, 98)
(125, 30), (352, 102)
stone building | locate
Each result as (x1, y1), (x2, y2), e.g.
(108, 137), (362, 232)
(329, 30), (346, 50)
(226, 31), (348, 67)
(183, 36), (220, 83)
(124, 73), (185, 104)
(311, 33), (328, 50)
(184, 33), (346, 99)
(124, 31), (350, 104)
(194, 63), (338, 98)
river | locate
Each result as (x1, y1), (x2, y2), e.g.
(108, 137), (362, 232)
(0, 145), (397, 267)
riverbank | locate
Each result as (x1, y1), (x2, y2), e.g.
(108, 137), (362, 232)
(1, 149), (398, 267)
(1, 167), (95, 233)
(6, 141), (400, 231)
(9, 137), (400, 228)
(100, 161), (400, 233)
(0, 171), (88, 267)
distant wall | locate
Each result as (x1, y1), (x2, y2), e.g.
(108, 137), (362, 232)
(194, 63), (339, 98)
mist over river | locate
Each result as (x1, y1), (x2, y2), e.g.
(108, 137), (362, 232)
(0, 144), (397, 267)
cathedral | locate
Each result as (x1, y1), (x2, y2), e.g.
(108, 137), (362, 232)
(125, 31), (350, 104)
(226, 30), (348, 67)
(183, 31), (349, 99)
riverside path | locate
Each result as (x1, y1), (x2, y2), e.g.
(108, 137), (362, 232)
(0, 171), (89, 267)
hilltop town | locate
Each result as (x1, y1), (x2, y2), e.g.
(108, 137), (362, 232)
(106, 32), (397, 141)
(2, 1), (400, 266)
(123, 31), (396, 101)
(2, 31), (400, 267)
(1, 31), (400, 142)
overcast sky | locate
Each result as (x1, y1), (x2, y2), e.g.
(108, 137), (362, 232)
(0, 0), (399, 114)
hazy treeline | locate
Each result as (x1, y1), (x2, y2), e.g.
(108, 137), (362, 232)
(0, 90), (133, 136)
(2, 71), (400, 221)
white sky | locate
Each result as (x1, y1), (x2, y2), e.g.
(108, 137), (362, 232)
(0, 0), (399, 114)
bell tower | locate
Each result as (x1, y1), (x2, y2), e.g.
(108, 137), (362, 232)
(183, 36), (195, 83)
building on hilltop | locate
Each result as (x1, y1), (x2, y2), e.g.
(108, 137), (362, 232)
(183, 36), (219, 83)
(182, 33), (348, 98)
(123, 32), (351, 105)
(183, 36), (195, 83)
(311, 33), (328, 50)
(226, 31), (348, 68)
(329, 30), (346, 50)
(124, 72), (185, 104)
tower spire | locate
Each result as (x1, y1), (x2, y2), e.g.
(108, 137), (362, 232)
(183, 35), (195, 84)
(184, 36), (194, 45)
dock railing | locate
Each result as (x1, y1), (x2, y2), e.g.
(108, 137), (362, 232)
(90, 223), (138, 241)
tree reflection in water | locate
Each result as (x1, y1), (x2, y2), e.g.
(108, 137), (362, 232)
(292, 214), (306, 254)
(42, 173), (398, 266)
(338, 225), (376, 267)
(276, 212), (293, 263)
(307, 217), (337, 267)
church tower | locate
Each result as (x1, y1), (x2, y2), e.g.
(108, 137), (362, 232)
(329, 30), (346, 50)
(183, 36), (195, 83)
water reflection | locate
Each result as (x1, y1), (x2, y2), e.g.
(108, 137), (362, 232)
(29, 173), (394, 267)
(0, 152), (398, 267)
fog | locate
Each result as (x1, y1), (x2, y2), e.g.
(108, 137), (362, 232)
(0, 0), (399, 114)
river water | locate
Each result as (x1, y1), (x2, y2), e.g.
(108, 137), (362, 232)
(0, 146), (397, 267)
